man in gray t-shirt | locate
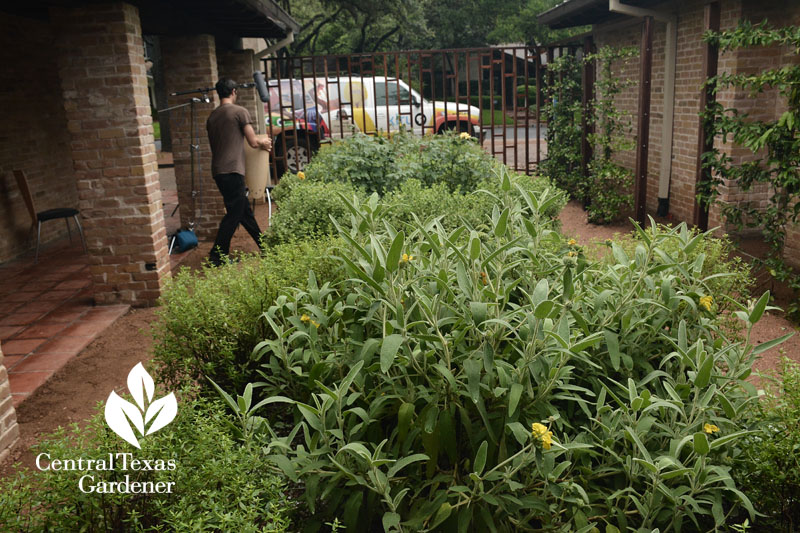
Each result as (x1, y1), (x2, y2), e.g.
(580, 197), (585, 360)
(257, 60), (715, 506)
(206, 78), (272, 266)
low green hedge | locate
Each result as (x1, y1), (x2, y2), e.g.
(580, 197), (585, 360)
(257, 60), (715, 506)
(152, 238), (343, 392)
(0, 393), (290, 532)
(268, 132), (565, 248)
(267, 170), (565, 247)
(265, 180), (365, 247)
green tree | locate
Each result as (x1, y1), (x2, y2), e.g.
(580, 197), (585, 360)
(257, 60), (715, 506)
(279, 0), (583, 56)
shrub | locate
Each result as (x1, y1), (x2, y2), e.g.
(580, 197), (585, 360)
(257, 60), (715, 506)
(617, 223), (753, 319)
(382, 171), (566, 234)
(300, 130), (499, 196)
(265, 179), (365, 246)
(394, 132), (499, 193)
(585, 160), (633, 225)
(732, 358), (800, 532)
(229, 177), (782, 532)
(0, 393), (290, 532)
(302, 133), (402, 195)
(151, 238), (342, 392)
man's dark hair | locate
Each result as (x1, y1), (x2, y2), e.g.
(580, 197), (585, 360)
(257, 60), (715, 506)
(216, 78), (238, 99)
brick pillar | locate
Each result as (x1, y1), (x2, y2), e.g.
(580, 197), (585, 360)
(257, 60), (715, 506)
(0, 343), (20, 463)
(161, 36), (222, 239)
(52, 3), (170, 307)
(218, 49), (259, 124)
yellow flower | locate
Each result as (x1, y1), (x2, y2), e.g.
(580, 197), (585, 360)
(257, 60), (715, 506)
(531, 422), (553, 450)
(310, 320), (320, 328)
(699, 295), (713, 311)
(704, 423), (720, 434)
(409, 255), (415, 261)
(568, 238), (578, 246)
(604, 239), (613, 247)
(460, 132), (471, 140)
(567, 250), (578, 257)
(300, 314), (310, 323)
(297, 171), (306, 180)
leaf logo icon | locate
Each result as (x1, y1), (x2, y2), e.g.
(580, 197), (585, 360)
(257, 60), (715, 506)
(104, 362), (178, 448)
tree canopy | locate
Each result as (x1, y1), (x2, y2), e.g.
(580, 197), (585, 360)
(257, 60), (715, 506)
(276, 0), (584, 56)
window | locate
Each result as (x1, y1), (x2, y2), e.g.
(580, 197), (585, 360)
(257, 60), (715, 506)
(374, 82), (412, 106)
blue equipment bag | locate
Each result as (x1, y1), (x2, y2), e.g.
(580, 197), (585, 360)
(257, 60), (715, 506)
(169, 229), (198, 254)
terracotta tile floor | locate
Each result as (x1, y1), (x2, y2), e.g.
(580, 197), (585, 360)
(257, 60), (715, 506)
(0, 242), (129, 406)
(0, 161), (187, 406)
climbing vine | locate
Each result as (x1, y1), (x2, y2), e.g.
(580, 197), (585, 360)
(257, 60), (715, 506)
(701, 20), (800, 317)
(541, 53), (583, 198)
(586, 45), (638, 224)
(541, 46), (637, 224)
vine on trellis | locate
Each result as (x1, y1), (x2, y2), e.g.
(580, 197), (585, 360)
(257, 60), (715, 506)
(541, 53), (583, 199)
(585, 46), (638, 224)
(541, 46), (637, 224)
(701, 20), (800, 317)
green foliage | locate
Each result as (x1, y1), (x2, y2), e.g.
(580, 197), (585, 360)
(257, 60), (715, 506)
(396, 132), (501, 192)
(266, 179), (366, 246)
(151, 239), (342, 392)
(228, 180), (781, 531)
(543, 47), (637, 224)
(0, 393), (290, 532)
(585, 46), (637, 224)
(286, 0), (581, 55)
(616, 224), (754, 319)
(273, 135), (565, 245)
(541, 54), (583, 199)
(586, 159), (634, 224)
(733, 358), (800, 532)
(299, 131), (499, 197)
(701, 20), (800, 317)
(383, 172), (565, 234)
(303, 133), (402, 196)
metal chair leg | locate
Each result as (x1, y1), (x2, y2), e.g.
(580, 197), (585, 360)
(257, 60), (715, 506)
(35, 220), (42, 264)
(73, 215), (88, 255)
(65, 217), (73, 243)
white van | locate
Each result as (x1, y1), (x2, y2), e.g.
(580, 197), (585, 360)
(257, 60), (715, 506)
(265, 76), (484, 173)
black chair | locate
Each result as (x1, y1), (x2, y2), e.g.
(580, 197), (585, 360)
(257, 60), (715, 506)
(13, 169), (88, 263)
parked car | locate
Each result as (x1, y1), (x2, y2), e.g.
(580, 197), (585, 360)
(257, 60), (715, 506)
(264, 76), (483, 175)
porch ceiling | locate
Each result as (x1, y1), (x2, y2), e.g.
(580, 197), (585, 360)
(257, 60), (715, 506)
(3, 0), (299, 39)
(538, 0), (665, 29)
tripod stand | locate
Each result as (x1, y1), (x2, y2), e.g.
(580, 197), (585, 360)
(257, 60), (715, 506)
(157, 91), (210, 253)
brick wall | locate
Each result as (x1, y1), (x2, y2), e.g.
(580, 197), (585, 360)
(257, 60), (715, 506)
(52, 2), (170, 306)
(0, 13), (76, 264)
(0, 342), (20, 464)
(218, 49), (259, 123)
(593, 0), (800, 269)
(594, 18), (666, 216)
(161, 35), (222, 239)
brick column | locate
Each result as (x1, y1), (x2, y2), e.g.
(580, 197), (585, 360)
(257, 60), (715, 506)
(218, 49), (259, 125)
(0, 343), (20, 463)
(52, 3), (170, 307)
(161, 36), (222, 239)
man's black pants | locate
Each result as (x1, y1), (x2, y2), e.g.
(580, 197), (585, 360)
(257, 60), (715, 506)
(209, 173), (262, 264)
